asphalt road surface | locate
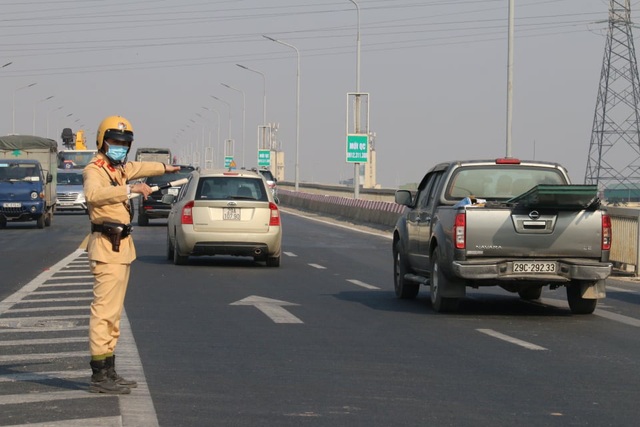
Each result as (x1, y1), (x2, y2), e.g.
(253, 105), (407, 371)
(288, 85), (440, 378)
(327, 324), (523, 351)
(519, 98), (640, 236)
(1, 210), (640, 426)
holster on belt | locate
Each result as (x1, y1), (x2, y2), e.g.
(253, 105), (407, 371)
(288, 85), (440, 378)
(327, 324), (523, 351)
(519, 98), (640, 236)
(91, 222), (132, 252)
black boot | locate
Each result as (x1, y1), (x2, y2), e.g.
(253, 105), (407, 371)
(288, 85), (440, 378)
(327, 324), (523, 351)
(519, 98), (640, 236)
(105, 355), (138, 388)
(89, 359), (131, 394)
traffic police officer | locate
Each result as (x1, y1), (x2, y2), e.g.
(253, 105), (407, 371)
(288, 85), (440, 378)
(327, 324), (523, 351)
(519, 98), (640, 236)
(84, 115), (179, 394)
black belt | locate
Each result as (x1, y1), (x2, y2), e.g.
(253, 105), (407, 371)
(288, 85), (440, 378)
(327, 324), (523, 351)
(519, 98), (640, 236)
(91, 222), (132, 238)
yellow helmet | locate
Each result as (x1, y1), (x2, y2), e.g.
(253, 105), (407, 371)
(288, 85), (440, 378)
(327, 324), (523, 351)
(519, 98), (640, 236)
(96, 115), (134, 150)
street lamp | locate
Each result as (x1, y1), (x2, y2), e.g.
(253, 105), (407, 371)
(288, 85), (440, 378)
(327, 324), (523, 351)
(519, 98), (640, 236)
(221, 83), (246, 167)
(263, 35), (300, 191)
(46, 106), (63, 138)
(236, 63), (267, 124)
(33, 95), (54, 135)
(13, 82), (37, 134)
(211, 95), (233, 164)
(202, 106), (221, 167)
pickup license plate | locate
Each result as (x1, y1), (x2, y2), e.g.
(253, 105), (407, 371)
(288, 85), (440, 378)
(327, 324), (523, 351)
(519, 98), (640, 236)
(3, 202), (21, 208)
(513, 261), (557, 273)
(223, 207), (240, 220)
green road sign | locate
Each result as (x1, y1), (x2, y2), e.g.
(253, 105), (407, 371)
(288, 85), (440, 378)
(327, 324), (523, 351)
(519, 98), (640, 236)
(258, 149), (271, 167)
(224, 156), (235, 169)
(346, 134), (368, 163)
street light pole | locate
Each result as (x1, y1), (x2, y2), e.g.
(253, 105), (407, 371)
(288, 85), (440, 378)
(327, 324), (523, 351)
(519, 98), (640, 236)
(348, 0), (362, 198)
(33, 95), (54, 135)
(236, 64), (267, 125)
(13, 82), (37, 134)
(221, 83), (246, 168)
(263, 35), (300, 191)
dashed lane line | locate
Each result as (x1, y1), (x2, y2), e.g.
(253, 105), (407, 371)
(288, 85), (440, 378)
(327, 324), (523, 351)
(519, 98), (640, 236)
(308, 263), (326, 269)
(346, 279), (380, 290)
(477, 328), (548, 351)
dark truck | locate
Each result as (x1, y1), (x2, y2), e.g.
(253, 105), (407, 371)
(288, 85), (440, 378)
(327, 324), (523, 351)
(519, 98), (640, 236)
(0, 135), (57, 228)
(393, 158), (612, 314)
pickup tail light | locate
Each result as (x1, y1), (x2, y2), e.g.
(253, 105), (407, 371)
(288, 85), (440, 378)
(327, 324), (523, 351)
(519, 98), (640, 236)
(454, 213), (466, 249)
(181, 200), (194, 224)
(602, 214), (612, 250)
(269, 202), (280, 226)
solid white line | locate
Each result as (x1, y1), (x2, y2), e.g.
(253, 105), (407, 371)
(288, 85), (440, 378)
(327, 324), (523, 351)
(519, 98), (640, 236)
(477, 329), (547, 351)
(7, 306), (89, 313)
(5, 416), (123, 427)
(0, 351), (86, 362)
(308, 263), (326, 269)
(17, 297), (93, 303)
(346, 279), (380, 290)
(0, 390), (103, 405)
(0, 336), (86, 346)
(41, 282), (93, 287)
(30, 290), (93, 295)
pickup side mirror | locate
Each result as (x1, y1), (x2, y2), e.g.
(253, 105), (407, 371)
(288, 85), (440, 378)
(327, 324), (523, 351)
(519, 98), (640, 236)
(161, 193), (176, 204)
(395, 190), (413, 207)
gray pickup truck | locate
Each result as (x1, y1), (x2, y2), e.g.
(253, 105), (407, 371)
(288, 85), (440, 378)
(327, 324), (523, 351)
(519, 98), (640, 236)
(393, 158), (612, 314)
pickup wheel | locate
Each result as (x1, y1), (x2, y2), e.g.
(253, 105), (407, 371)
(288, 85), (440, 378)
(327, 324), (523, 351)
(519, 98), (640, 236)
(430, 251), (460, 312)
(393, 241), (419, 299)
(518, 286), (542, 300)
(566, 282), (597, 314)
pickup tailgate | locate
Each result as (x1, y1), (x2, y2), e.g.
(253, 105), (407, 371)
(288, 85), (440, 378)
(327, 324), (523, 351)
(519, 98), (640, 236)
(464, 207), (605, 258)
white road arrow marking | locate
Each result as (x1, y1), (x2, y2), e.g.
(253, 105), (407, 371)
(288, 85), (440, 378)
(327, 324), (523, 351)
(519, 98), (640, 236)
(231, 296), (303, 324)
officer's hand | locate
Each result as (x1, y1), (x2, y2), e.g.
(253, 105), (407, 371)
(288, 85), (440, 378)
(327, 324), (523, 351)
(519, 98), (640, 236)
(165, 165), (181, 173)
(130, 183), (153, 200)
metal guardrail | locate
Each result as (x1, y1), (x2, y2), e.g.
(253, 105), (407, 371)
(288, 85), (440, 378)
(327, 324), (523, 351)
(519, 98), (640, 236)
(279, 181), (640, 276)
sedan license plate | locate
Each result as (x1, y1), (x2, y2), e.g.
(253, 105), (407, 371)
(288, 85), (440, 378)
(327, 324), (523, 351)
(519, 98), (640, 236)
(3, 202), (21, 208)
(513, 261), (557, 273)
(223, 207), (240, 220)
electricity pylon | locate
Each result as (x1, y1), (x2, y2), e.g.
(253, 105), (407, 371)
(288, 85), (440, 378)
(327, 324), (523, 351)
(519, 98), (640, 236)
(585, 0), (640, 196)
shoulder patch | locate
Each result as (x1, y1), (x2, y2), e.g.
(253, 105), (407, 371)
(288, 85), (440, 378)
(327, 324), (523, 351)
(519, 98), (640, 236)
(94, 159), (105, 168)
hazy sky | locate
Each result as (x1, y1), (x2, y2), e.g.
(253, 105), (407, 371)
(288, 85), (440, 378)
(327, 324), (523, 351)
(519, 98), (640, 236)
(0, 0), (627, 187)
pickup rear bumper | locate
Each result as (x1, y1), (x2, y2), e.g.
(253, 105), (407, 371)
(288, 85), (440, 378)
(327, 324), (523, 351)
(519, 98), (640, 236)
(452, 258), (612, 282)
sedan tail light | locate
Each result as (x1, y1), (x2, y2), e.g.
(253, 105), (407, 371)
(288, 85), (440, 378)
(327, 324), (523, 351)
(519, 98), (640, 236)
(181, 201), (194, 224)
(269, 202), (280, 226)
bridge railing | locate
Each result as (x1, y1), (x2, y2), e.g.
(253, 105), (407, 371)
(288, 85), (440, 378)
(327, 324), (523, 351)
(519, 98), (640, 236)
(278, 182), (640, 276)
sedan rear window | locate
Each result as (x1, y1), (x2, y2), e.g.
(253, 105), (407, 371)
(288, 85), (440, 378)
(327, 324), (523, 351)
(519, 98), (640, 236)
(197, 177), (267, 201)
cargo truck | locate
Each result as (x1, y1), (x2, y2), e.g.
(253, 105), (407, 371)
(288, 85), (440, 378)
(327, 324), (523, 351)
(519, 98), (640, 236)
(0, 135), (57, 228)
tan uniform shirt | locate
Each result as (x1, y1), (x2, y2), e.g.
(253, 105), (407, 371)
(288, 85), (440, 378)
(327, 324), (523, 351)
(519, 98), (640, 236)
(83, 153), (165, 264)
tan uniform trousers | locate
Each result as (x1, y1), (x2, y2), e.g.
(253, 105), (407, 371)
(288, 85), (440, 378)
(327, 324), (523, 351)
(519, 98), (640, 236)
(89, 261), (130, 358)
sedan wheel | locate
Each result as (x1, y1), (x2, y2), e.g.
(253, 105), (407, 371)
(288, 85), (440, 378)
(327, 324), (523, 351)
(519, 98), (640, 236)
(173, 239), (189, 265)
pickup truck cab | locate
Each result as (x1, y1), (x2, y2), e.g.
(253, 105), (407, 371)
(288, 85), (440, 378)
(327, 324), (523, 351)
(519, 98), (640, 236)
(393, 158), (612, 314)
